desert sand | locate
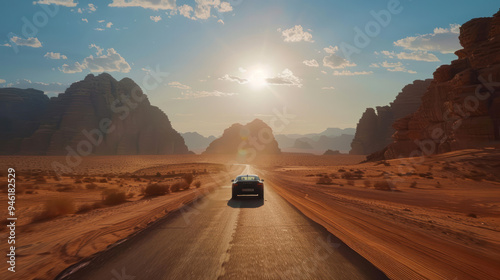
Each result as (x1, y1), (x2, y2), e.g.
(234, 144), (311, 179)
(1, 150), (499, 279)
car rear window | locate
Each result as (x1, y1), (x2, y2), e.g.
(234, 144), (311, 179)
(237, 176), (259, 181)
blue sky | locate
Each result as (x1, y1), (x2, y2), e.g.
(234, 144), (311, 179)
(1, 0), (498, 136)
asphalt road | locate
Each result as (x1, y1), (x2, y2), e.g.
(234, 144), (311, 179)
(58, 166), (387, 280)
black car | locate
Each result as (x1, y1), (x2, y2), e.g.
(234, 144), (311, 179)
(231, 175), (264, 200)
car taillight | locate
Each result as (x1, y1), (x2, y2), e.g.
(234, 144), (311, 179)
(232, 183), (238, 187)
(257, 182), (263, 187)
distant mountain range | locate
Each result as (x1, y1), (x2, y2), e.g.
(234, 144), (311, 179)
(181, 132), (216, 153)
(275, 127), (355, 154)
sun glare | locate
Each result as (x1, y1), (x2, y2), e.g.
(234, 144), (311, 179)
(248, 66), (270, 89)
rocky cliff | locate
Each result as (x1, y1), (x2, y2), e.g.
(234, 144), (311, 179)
(382, 10), (500, 159)
(181, 132), (216, 153)
(1, 73), (188, 155)
(203, 119), (280, 159)
(0, 88), (50, 154)
(350, 79), (432, 155)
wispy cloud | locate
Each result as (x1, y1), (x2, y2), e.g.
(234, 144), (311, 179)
(323, 46), (356, 69)
(35, 0), (77, 7)
(168, 81), (191, 90)
(44, 52), (67, 60)
(150, 15), (162, 22)
(266, 69), (302, 87)
(332, 70), (373, 76)
(394, 23), (461, 54)
(10, 36), (42, 48)
(59, 45), (131, 73)
(219, 74), (248, 84)
(303, 59), (319, 67)
(376, 50), (439, 62)
(176, 90), (237, 99)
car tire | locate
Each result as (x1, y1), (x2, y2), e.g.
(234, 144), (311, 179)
(259, 190), (264, 200)
(232, 189), (237, 200)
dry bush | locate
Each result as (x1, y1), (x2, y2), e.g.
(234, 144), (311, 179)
(467, 213), (478, 218)
(374, 180), (394, 191)
(127, 192), (135, 198)
(171, 182), (189, 192)
(144, 183), (170, 197)
(76, 203), (94, 214)
(99, 178), (107, 183)
(347, 180), (355, 186)
(102, 190), (127, 206)
(25, 190), (35, 194)
(74, 179), (82, 184)
(316, 175), (333, 185)
(194, 181), (201, 188)
(33, 198), (75, 222)
(341, 172), (362, 180)
(57, 186), (74, 192)
(182, 173), (194, 186)
(35, 176), (47, 184)
(86, 183), (98, 190)
(409, 181), (418, 188)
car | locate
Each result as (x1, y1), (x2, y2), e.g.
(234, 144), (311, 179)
(231, 174), (264, 200)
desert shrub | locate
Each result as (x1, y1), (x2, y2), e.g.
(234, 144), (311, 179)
(144, 184), (170, 197)
(57, 186), (74, 192)
(374, 180), (394, 191)
(74, 179), (82, 184)
(316, 175), (332, 185)
(194, 181), (201, 188)
(347, 180), (355, 186)
(364, 180), (372, 188)
(409, 181), (418, 188)
(467, 213), (478, 218)
(127, 192), (135, 198)
(156, 172), (162, 177)
(25, 190), (35, 194)
(182, 173), (194, 186)
(76, 203), (94, 214)
(102, 190), (127, 206)
(99, 178), (107, 183)
(338, 168), (346, 172)
(86, 183), (98, 190)
(33, 198), (75, 222)
(341, 172), (362, 180)
(171, 182), (189, 192)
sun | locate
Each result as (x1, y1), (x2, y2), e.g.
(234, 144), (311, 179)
(247, 66), (270, 89)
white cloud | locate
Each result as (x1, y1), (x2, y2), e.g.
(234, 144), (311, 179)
(193, 0), (233, 20)
(394, 24), (461, 54)
(322, 86), (335, 90)
(0, 79), (5, 84)
(266, 69), (302, 87)
(378, 50), (439, 62)
(150, 15), (162, 22)
(322, 45), (356, 69)
(218, 1), (232, 12)
(279, 25), (314, 43)
(219, 74), (248, 84)
(35, 0), (77, 7)
(88, 3), (97, 12)
(168, 81), (191, 90)
(44, 52), (67, 60)
(94, 28), (105, 31)
(176, 90), (237, 99)
(303, 59), (319, 67)
(321, 70), (327, 75)
(97, 20), (105, 23)
(332, 70), (373, 76)
(178, 4), (194, 19)
(369, 63), (380, 68)
(82, 18), (88, 23)
(10, 36), (42, 48)
(217, 19), (224, 25)
(5, 79), (69, 95)
(59, 45), (131, 74)
(1, 43), (12, 47)
(106, 22), (113, 28)
(109, 0), (176, 10)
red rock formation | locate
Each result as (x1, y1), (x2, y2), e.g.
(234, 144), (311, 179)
(0, 88), (50, 154)
(17, 73), (188, 155)
(384, 10), (500, 159)
(350, 79), (431, 155)
(204, 119), (280, 160)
